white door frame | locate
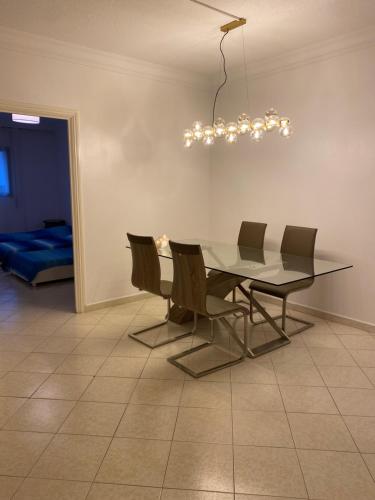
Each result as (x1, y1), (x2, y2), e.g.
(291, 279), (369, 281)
(0, 99), (84, 312)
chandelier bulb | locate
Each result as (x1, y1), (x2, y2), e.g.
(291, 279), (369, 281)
(279, 125), (294, 138)
(237, 113), (251, 134)
(213, 117), (226, 138)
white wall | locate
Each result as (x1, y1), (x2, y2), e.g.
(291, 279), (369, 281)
(0, 33), (211, 305)
(210, 44), (375, 325)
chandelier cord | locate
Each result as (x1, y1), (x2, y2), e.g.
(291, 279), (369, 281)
(212, 30), (229, 126)
(242, 26), (250, 111)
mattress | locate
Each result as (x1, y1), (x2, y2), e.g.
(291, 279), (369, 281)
(8, 247), (73, 283)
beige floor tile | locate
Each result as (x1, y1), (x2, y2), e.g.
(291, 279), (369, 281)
(0, 322), (27, 335)
(0, 476), (23, 500)
(274, 363), (324, 386)
(230, 359), (276, 385)
(149, 339), (194, 359)
(98, 356), (146, 378)
(363, 453), (375, 479)
(116, 404), (177, 440)
(0, 430), (52, 476)
(288, 412), (356, 451)
(0, 397), (26, 426)
(164, 441), (233, 492)
(13, 353), (66, 373)
(330, 387), (375, 416)
(302, 330), (343, 348)
(271, 346), (313, 365)
(64, 313), (103, 326)
(180, 381), (231, 409)
(298, 449), (375, 499)
(328, 322), (370, 335)
(351, 350), (375, 368)
(81, 376), (137, 403)
(232, 383), (284, 411)
(59, 401), (125, 436)
(363, 367), (375, 385)
(56, 355), (106, 375)
(33, 374), (92, 400)
(280, 386), (338, 414)
(338, 334), (375, 350)
(234, 446), (307, 497)
(4, 399), (75, 432)
(0, 371), (48, 397)
(72, 338), (117, 356)
(111, 337), (151, 357)
(19, 322), (59, 337)
(31, 434), (110, 481)
(174, 407), (232, 444)
(344, 416), (375, 452)
(0, 335), (43, 352)
(318, 365), (373, 388)
(308, 347), (356, 366)
(131, 379), (183, 406)
(87, 483), (161, 500)
(233, 410), (293, 447)
(162, 490), (233, 499)
(13, 478), (90, 500)
(87, 323), (126, 339)
(141, 358), (186, 380)
(100, 314), (135, 328)
(53, 323), (93, 338)
(0, 351), (27, 371)
(235, 496), (303, 500)
(96, 437), (170, 487)
(35, 337), (82, 354)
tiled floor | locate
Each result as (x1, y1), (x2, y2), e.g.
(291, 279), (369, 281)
(0, 273), (375, 499)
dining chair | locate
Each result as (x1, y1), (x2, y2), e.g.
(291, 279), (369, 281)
(208, 220), (267, 302)
(249, 225), (317, 335)
(167, 240), (250, 378)
(127, 233), (193, 348)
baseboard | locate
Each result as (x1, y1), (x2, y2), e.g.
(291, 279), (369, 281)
(251, 292), (375, 333)
(83, 291), (152, 312)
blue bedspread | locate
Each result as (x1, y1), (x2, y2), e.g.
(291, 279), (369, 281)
(8, 247), (73, 282)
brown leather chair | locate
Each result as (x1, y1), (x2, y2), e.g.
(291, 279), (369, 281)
(167, 240), (249, 378)
(127, 233), (192, 348)
(249, 225), (317, 335)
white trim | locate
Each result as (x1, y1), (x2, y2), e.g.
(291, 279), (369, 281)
(83, 292), (151, 312)
(213, 24), (375, 83)
(0, 26), (210, 90)
(0, 99), (84, 313)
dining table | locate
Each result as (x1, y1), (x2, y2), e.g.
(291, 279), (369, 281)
(157, 239), (352, 357)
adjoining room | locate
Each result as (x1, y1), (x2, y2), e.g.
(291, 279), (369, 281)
(0, 1), (375, 499)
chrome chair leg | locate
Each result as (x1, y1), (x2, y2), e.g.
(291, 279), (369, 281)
(128, 297), (194, 348)
(249, 292), (314, 337)
(167, 312), (248, 378)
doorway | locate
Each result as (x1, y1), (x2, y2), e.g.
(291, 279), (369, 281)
(0, 101), (83, 312)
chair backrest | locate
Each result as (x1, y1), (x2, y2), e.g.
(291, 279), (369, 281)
(237, 221), (267, 249)
(127, 233), (161, 296)
(280, 225), (318, 258)
(169, 240), (208, 316)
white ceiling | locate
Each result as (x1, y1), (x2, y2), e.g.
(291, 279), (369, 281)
(0, 0), (374, 76)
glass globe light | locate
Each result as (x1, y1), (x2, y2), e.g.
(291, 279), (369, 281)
(251, 118), (266, 131)
(279, 125), (294, 138)
(226, 122), (238, 134)
(202, 126), (215, 146)
(192, 121), (203, 131)
(214, 117), (226, 138)
(184, 138), (194, 148)
(250, 129), (265, 142)
(279, 117), (290, 128)
(265, 108), (280, 131)
(237, 113), (251, 134)
(184, 129), (193, 140)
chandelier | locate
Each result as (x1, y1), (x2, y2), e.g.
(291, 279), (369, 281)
(183, 1), (293, 148)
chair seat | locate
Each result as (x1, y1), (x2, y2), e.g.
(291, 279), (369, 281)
(206, 294), (247, 318)
(249, 277), (314, 299)
(160, 280), (172, 298)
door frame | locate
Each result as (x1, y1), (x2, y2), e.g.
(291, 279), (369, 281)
(0, 99), (84, 312)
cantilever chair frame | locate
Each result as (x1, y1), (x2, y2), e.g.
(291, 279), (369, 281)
(127, 233), (193, 349)
(167, 240), (250, 378)
(248, 225), (317, 340)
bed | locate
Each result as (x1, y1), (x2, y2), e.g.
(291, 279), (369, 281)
(0, 225), (73, 285)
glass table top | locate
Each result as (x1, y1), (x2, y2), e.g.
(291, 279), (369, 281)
(157, 239), (352, 286)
